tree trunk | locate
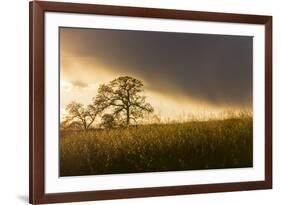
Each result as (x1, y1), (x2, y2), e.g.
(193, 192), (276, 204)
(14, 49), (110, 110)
(126, 107), (130, 126)
(83, 119), (87, 130)
(126, 89), (130, 126)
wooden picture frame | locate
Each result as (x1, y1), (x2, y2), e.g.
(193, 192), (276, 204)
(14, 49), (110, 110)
(29, 1), (272, 204)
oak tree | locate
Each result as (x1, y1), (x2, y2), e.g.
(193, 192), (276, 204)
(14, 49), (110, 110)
(63, 101), (98, 130)
(94, 76), (154, 125)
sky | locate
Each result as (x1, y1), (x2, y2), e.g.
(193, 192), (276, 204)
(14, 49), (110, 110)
(60, 27), (253, 121)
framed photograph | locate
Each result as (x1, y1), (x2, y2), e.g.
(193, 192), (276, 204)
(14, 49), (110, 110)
(29, 1), (272, 204)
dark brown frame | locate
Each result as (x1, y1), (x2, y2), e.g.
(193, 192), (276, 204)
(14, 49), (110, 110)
(29, 1), (272, 204)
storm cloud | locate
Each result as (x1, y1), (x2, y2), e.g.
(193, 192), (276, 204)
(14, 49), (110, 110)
(60, 27), (253, 107)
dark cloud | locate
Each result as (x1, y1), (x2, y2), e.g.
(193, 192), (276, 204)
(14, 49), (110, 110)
(60, 27), (253, 107)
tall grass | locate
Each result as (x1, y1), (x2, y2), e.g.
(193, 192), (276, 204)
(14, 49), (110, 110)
(60, 116), (252, 176)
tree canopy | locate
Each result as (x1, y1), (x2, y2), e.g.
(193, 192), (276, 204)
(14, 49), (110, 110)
(94, 76), (154, 125)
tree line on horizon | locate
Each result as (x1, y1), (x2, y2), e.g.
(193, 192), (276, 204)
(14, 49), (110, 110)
(61, 76), (154, 130)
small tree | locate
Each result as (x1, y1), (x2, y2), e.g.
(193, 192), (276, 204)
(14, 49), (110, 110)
(94, 76), (154, 126)
(101, 114), (116, 129)
(64, 101), (98, 130)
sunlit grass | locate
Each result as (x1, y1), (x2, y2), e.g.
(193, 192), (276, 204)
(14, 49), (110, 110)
(60, 113), (253, 176)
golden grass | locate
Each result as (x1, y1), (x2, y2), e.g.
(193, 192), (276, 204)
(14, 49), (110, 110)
(60, 116), (253, 176)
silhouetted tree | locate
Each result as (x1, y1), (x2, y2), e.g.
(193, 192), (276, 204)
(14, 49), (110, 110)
(94, 76), (154, 125)
(64, 101), (98, 130)
(101, 114), (116, 129)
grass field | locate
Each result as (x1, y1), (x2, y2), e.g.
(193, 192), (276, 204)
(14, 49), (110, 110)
(60, 116), (253, 176)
